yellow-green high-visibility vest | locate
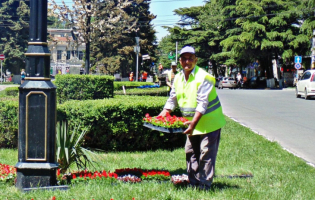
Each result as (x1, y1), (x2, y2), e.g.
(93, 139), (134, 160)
(167, 70), (177, 91)
(174, 66), (226, 135)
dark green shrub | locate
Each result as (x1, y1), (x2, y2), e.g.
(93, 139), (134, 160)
(114, 81), (154, 91)
(4, 87), (19, 97)
(0, 96), (185, 151)
(55, 74), (114, 103)
(0, 100), (18, 148)
(57, 96), (185, 151)
(114, 86), (169, 96)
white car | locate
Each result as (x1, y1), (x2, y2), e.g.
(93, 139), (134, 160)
(296, 70), (315, 100)
(218, 77), (237, 89)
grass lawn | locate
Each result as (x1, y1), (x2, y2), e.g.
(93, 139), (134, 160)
(1, 116), (315, 200)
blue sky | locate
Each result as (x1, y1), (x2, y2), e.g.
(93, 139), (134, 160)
(50, 0), (206, 41)
(149, 0), (205, 41)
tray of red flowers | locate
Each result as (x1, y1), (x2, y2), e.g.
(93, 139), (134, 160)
(143, 113), (189, 133)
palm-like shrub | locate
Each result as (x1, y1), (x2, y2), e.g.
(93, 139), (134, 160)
(56, 120), (97, 173)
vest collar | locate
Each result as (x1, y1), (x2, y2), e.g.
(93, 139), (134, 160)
(180, 66), (198, 82)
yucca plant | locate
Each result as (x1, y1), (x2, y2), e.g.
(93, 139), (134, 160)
(56, 120), (98, 173)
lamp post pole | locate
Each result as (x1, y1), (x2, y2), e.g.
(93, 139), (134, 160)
(135, 37), (140, 82)
(15, 0), (68, 191)
(1, 60), (2, 84)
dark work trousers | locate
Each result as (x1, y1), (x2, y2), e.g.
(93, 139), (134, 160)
(185, 129), (221, 189)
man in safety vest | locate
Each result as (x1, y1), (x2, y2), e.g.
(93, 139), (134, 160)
(159, 45), (226, 190)
(166, 62), (178, 92)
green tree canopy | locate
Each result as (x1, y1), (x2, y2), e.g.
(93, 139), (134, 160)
(0, 0), (29, 75)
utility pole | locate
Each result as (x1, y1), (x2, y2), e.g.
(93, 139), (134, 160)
(0, 54), (4, 83)
(135, 37), (140, 82)
(176, 41), (178, 63)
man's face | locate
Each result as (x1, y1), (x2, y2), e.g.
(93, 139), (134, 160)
(179, 53), (197, 72)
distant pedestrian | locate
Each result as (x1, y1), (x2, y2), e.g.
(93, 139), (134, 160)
(237, 72), (242, 88)
(21, 69), (26, 84)
(142, 71), (148, 82)
(166, 61), (178, 91)
(129, 72), (134, 81)
(158, 63), (163, 74)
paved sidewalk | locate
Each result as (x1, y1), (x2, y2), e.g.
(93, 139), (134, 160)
(0, 84), (19, 91)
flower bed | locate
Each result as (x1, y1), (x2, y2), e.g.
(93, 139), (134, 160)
(57, 169), (118, 185)
(114, 168), (171, 181)
(1, 163), (180, 185)
(0, 163), (16, 184)
(143, 113), (189, 133)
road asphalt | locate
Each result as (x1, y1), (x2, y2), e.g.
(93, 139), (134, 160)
(217, 88), (315, 168)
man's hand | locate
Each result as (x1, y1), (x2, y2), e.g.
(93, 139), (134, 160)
(158, 109), (171, 117)
(183, 121), (194, 135)
(183, 111), (203, 136)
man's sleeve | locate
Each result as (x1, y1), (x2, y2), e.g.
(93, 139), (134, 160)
(164, 84), (178, 111)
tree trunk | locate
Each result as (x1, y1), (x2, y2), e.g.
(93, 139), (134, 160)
(85, 0), (91, 74)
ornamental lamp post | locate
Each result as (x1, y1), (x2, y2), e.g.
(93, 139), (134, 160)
(135, 37), (140, 82)
(15, 0), (68, 191)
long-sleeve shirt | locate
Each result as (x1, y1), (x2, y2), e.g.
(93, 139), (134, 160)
(164, 67), (214, 115)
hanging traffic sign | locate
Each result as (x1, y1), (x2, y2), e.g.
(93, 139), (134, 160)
(168, 52), (175, 60)
(295, 63), (301, 70)
(294, 56), (302, 63)
(0, 54), (4, 61)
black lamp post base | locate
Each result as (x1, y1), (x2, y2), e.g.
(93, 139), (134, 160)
(15, 162), (64, 191)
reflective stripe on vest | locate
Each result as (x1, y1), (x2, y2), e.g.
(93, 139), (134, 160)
(180, 96), (221, 117)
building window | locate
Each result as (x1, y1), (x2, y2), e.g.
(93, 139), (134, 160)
(57, 50), (62, 60)
(72, 50), (77, 57)
(79, 51), (83, 60)
(66, 51), (71, 60)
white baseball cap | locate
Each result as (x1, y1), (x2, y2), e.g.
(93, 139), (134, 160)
(180, 46), (195, 56)
(171, 61), (177, 66)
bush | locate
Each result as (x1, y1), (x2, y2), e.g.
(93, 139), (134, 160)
(114, 86), (169, 96)
(114, 81), (155, 91)
(3, 86), (19, 97)
(55, 74), (114, 103)
(57, 95), (185, 151)
(0, 96), (185, 151)
(0, 100), (18, 148)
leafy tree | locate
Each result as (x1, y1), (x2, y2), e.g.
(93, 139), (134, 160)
(162, 0), (314, 78)
(156, 35), (182, 71)
(0, 0), (29, 75)
(218, 0), (310, 78)
(91, 0), (157, 77)
(50, 0), (138, 74)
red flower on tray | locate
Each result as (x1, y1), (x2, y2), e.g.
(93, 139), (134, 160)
(143, 113), (189, 129)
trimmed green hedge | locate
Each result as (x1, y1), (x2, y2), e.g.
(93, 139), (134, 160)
(57, 96), (185, 151)
(0, 100), (19, 148)
(55, 74), (114, 103)
(0, 96), (185, 151)
(3, 86), (19, 96)
(114, 86), (169, 96)
(114, 81), (154, 91)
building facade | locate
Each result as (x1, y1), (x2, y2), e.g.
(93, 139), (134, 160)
(48, 29), (85, 75)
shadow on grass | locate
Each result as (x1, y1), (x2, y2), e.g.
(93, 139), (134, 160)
(173, 181), (240, 191)
(169, 168), (186, 175)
